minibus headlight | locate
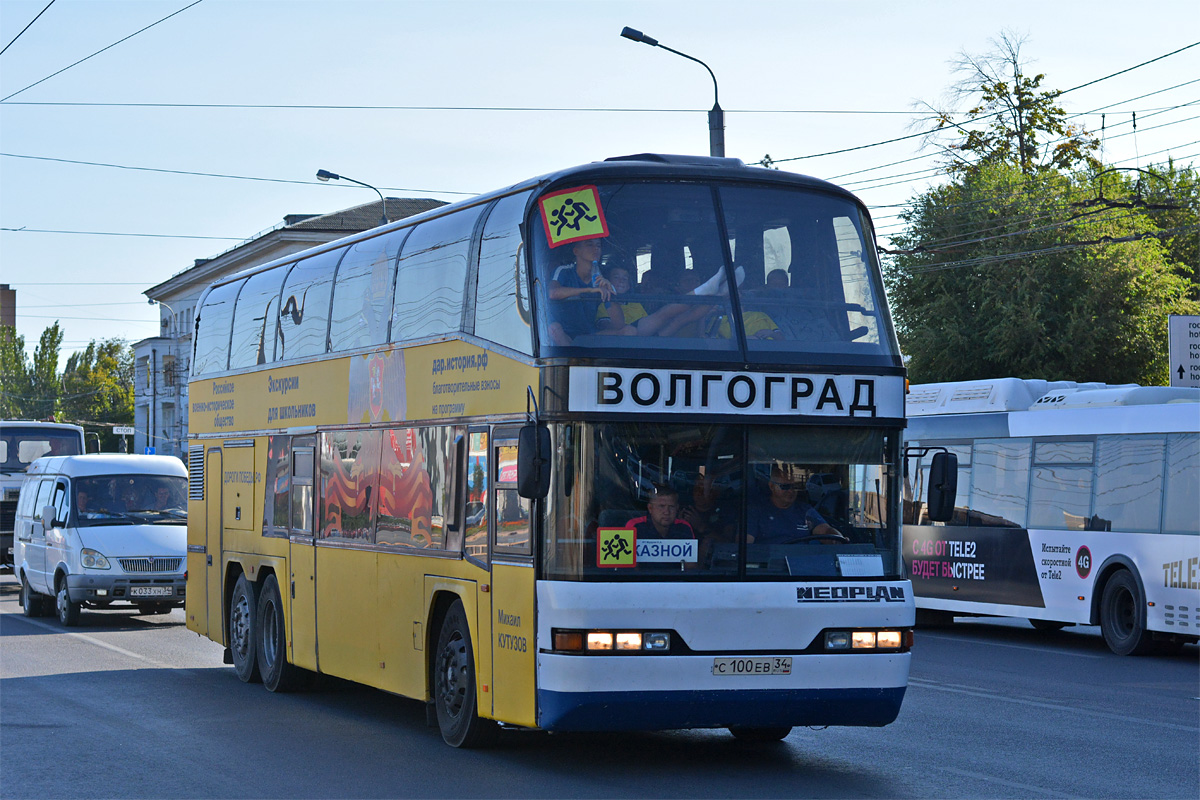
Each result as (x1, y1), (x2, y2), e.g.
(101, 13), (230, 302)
(81, 548), (110, 570)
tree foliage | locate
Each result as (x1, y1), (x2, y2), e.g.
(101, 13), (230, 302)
(0, 324), (134, 445)
(887, 37), (1199, 386)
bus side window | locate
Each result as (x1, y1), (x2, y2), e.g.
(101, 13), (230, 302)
(393, 209), (484, 342)
(474, 191), (533, 354)
(192, 279), (244, 375)
(265, 435), (291, 536)
(464, 431), (489, 563)
(291, 441), (315, 535)
(278, 248), (344, 360)
(229, 266), (285, 368)
(329, 229), (406, 352)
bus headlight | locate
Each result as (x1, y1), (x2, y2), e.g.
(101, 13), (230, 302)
(81, 548), (110, 569)
(552, 629), (673, 654)
(824, 629), (911, 652)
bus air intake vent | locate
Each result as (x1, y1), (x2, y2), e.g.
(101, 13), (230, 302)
(949, 386), (992, 403)
(188, 446), (204, 500)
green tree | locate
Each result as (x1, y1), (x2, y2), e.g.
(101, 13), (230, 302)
(61, 338), (134, 452)
(0, 322), (63, 418)
(920, 32), (1099, 175)
(888, 38), (1199, 386)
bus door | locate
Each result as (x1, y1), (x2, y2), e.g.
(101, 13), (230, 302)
(204, 447), (223, 641)
(463, 429), (494, 713)
(487, 429), (537, 727)
(286, 438), (318, 671)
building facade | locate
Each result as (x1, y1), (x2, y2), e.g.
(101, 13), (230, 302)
(132, 197), (445, 457)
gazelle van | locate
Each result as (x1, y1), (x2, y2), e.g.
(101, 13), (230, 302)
(14, 454), (187, 626)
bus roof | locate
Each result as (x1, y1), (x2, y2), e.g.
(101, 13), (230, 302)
(907, 377), (1199, 416)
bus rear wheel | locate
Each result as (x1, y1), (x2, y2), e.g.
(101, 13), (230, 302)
(229, 574), (261, 682)
(433, 600), (497, 748)
(1100, 570), (1154, 656)
(256, 574), (305, 692)
(729, 726), (792, 742)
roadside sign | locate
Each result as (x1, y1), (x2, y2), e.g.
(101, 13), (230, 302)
(144, 447), (156, 455)
(1168, 315), (1200, 388)
(113, 426), (135, 435)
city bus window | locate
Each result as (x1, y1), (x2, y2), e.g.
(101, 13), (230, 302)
(290, 442), (315, 533)
(719, 186), (896, 365)
(1029, 441), (1094, 530)
(969, 440), (1031, 527)
(377, 426), (455, 550)
(319, 429), (381, 543)
(278, 247), (344, 361)
(1094, 435), (1165, 533)
(530, 182), (737, 356)
(329, 229), (406, 352)
(265, 435), (291, 536)
(1163, 433), (1200, 534)
(393, 208), (483, 342)
(229, 266), (285, 368)
(464, 432), (489, 562)
(474, 192), (533, 354)
(192, 279), (243, 375)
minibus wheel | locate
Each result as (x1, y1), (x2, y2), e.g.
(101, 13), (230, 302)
(55, 576), (80, 627)
(433, 600), (497, 748)
(20, 574), (47, 617)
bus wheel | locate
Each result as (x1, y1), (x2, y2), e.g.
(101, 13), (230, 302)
(229, 574), (261, 683)
(729, 726), (792, 742)
(1029, 619), (1069, 631)
(56, 576), (80, 627)
(433, 600), (497, 748)
(1100, 570), (1154, 656)
(256, 574), (304, 692)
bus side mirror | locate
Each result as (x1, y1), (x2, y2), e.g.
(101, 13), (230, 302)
(925, 452), (958, 523)
(517, 424), (551, 500)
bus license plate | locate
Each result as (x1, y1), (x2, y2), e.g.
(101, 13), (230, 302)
(712, 657), (792, 676)
(130, 587), (172, 597)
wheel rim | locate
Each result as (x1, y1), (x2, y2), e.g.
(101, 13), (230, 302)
(21, 577), (29, 611)
(437, 632), (469, 720)
(260, 598), (278, 671)
(230, 590), (252, 660)
(57, 584), (69, 620)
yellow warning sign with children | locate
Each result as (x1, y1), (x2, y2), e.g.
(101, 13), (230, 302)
(539, 184), (609, 248)
(596, 527), (636, 568)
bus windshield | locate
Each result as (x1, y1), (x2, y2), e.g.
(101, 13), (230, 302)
(0, 427), (83, 474)
(543, 422), (897, 580)
(532, 180), (897, 365)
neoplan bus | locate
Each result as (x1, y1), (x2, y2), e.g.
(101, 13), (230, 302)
(186, 153), (954, 747)
(903, 378), (1199, 655)
(2, 421), (86, 568)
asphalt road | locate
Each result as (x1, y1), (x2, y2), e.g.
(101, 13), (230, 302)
(1, 574), (1196, 799)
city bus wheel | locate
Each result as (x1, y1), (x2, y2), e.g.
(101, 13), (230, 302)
(56, 576), (80, 627)
(256, 574), (304, 692)
(1100, 570), (1154, 656)
(229, 574), (261, 683)
(433, 600), (497, 748)
(1029, 619), (1069, 632)
(21, 574), (46, 617)
(729, 726), (792, 742)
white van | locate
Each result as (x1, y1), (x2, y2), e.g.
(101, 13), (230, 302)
(14, 454), (187, 626)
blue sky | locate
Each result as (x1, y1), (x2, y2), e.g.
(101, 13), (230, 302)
(1, 0), (1196, 361)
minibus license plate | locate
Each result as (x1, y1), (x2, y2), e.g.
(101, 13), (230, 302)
(712, 657), (791, 676)
(130, 587), (172, 597)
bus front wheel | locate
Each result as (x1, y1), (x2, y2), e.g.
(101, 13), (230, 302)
(229, 574), (261, 683)
(433, 600), (497, 748)
(1100, 570), (1154, 656)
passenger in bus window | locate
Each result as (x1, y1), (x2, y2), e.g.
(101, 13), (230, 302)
(713, 269), (784, 340)
(748, 464), (845, 544)
(681, 474), (736, 561)
(593, 266), (648, 330)
(600, 266), (742, 339)
(547, 238), (616, 345)
(624, 485), (695, 539)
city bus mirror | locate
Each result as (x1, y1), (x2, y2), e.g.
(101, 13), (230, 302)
(517, 424), (551, 499)
(926, 452), (958, 522)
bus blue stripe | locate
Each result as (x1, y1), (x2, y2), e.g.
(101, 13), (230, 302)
(537, 686), (906, 732)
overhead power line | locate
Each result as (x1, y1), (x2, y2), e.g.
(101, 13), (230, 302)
(1, 0), (206, 102)
(0, 100), (924, 114)
(1, 226), (241, 240)
(0, 0), (56, 57)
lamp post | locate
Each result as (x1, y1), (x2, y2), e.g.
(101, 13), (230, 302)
(620, 27), (724, 158)
(316, 169), (389, 226)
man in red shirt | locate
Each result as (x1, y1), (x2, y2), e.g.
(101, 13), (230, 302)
(625, 485), (695, 540)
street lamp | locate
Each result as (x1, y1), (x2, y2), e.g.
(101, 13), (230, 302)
(148, 297), (176, 335)
(316, 169), (389, 226)
(620, 27), (724, 158)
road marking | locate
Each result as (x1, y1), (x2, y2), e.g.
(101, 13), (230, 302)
(908, 677), (1199, 732)
(10, 614), (174, 669)
(933, 765), (1077, 798)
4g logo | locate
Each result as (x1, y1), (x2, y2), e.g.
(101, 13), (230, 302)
(1075, 546), (1092, 579)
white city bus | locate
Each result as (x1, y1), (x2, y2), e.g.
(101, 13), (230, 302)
(186, 153), (953, 747)
(903, 378), (1199, 655)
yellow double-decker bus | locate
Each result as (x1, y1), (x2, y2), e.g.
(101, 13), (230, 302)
(186, 154), (950, 747)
